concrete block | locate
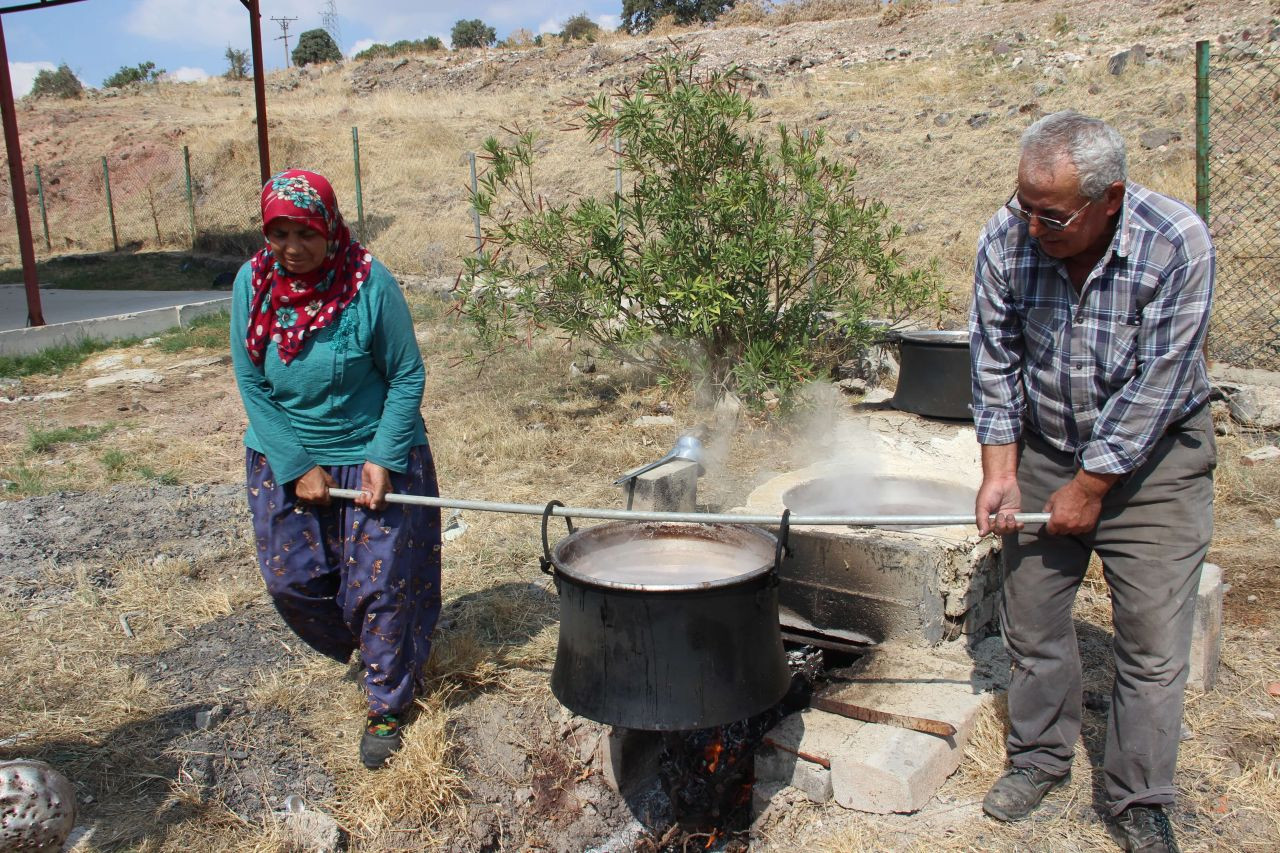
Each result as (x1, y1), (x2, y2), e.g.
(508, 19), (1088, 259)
(821, 644), (990, 814)
(757, 707), (863, 803)
(1188, 562), (1223, 693)
(619, 459), (698, 512)
(596, 727), (662, 795)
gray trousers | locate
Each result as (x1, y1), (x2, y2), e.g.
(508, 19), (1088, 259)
(999, 405), (1215, 815)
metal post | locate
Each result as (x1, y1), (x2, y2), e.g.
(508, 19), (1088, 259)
(102, 156), (119, 252)
(34, 165), (51, 252)
(246, 0), (271, 184)
(351, 126), (365, 240)
(182, 146), (197, 250)
(469, 151), (482, 253)
(1195, 40), (1211, 223)
(0, 14), (44, 325)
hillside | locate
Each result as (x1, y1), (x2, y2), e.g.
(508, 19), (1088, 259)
(3, 0), (1273, 302)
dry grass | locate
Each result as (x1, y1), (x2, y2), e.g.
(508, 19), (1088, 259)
(3, 1), (1278, 848)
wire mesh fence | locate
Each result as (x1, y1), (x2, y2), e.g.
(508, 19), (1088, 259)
(1199, 41), (1280, 370)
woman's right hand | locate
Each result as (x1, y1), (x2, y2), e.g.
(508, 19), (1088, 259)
(294, 466), (337, 505)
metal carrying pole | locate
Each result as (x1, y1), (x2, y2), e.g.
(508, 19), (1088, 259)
(182, 145), (196, 251)
(328, 488), (1049, 528)
(34, 164), (50, 252)
(351, 126), (365, 240)
(102, 156), (119, 252)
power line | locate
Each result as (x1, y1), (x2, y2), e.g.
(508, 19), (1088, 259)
(270, 16), (298, 67)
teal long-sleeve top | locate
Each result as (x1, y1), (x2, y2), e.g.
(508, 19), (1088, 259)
(230, 258), (428, 485)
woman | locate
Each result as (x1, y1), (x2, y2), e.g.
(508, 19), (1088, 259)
(230, 169), (441, 770)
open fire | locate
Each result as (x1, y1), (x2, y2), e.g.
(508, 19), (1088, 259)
(645, 647), (826, 851)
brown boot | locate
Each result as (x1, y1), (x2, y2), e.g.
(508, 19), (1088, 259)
(1108, 805), (1180, 852)
(982, 765), (1070, 821)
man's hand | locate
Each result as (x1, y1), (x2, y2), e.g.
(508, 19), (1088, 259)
(977, 443), (1022, 536)
(1044, 469), (1118, 535)
(295, 466), (337, 505)
(356, 462), (392, 511)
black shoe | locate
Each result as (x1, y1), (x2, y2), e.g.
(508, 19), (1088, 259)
(982, 765), (1071, 821)
(359, 713), (403, 770)
(1108, 805), (1180, 852)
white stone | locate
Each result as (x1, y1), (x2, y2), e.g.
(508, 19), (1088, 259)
(632, 415), (676, 427)
(1188, 562), (1224, 693)
(89, 354), (125, 371)
(85, 369), (161, 389)
(0, 759), (77, 852)
(618, 459), (698, 513)
(1241, 446), (1280, 466)
(757, 707), (860, 802)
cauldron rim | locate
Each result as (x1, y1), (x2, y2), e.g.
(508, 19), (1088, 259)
(549, 520), (777, 593)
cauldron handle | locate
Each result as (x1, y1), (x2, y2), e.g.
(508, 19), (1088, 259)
(539, 500), (574, 575)
(773, 509), (792, 575)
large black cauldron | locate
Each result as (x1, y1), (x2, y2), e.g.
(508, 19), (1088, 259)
(541, 515), (791, 731)
(888, 329), (974, 421)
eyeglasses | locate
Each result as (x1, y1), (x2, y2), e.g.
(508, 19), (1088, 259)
(1005, 190), (1092, 232)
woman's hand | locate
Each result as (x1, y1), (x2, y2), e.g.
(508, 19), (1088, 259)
(356, 462), (392, 511)
(295, 466), (337, 505)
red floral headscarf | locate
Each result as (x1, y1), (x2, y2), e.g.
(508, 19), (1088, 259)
(244, 169), (373, 365)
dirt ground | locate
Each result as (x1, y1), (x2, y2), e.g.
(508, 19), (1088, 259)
(3, 0), (1280, 849)
(2, 285), (1279, 851)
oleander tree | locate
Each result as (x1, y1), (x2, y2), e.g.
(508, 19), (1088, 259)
(458, 52), (943, 407)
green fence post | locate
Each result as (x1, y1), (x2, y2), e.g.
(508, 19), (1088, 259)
(351, 126), (365, 240)
(102, 156), (119, 252)
(34, 165), (51, 252)
(1195, 40), (1210, 223)
(183, 145), (197, 251)
(468, 151), (482, 254)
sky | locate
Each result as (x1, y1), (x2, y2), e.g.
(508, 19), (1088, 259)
(2, 0), (624, 96)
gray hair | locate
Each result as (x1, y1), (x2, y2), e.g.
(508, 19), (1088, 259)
(1020, 110), (1127, 199)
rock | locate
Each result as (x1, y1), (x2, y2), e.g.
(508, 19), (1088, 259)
(1108, 51), (1130, 76)
(1139, 128), (1181, 149)
(632, 415), (675, 427)
(89, 355), (126, 372)
(0, 759), (77, 853)
(933, 112), (952, 127)
(838, 378), (868, 394)
(85, 369), (162, 389)
(1130, 44), (1148, 66)
(844, 128), (862, 144)
(1225, 384), (1280, 428)
(1033, 83), (1052, 97)
(195, 703), (225, 730)
(815, 109), (832, 121)
(967, 113), (990, 129)
(1241, 446), (1280, 466)
(277, 796), (342, 853)
(992, 41), (1012, 56)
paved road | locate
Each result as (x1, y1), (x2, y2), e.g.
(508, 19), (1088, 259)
(0, 284), (230, 332)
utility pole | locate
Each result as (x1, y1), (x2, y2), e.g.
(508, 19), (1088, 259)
(321, 0), (341, 54)
(271, 16), (298, 67)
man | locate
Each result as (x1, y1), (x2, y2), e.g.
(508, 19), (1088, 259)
(969, 110), (1216, 853)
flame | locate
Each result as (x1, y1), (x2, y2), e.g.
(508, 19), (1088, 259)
(703, 738), (724, 773)
(704, 828), (722, 849)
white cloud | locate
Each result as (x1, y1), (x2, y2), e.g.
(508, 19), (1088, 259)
(9, 61), (56, 97)
(348, 38), (378, 58)
(166, 66), (210, 83)
(536, 16), (561, 35)
(126, 0), (317, 49)
(595, 14), (620, 31)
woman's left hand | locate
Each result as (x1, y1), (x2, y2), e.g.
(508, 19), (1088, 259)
(357, 462), (392, 511)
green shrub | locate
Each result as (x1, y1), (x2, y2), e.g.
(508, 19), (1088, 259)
(292, 28), (342, 66)
(451, 18), (496, 48)
(225, 46), (250, 79)
(354, 37), (444, 61)
(460, 52), (943, 407)
(103, 61), (163, 88)
(561, 13), (601, 42)
(27, 424), (112, 454)
(30, 64), (83, 99)
(622, 0), (737, 34)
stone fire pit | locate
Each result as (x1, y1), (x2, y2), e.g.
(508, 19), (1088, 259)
(737, 409), (999, 646)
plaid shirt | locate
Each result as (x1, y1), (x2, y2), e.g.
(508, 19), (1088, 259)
(969, 182), (1214, 475)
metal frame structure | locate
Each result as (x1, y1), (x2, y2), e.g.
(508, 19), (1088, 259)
(0, 0), (273, 328)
